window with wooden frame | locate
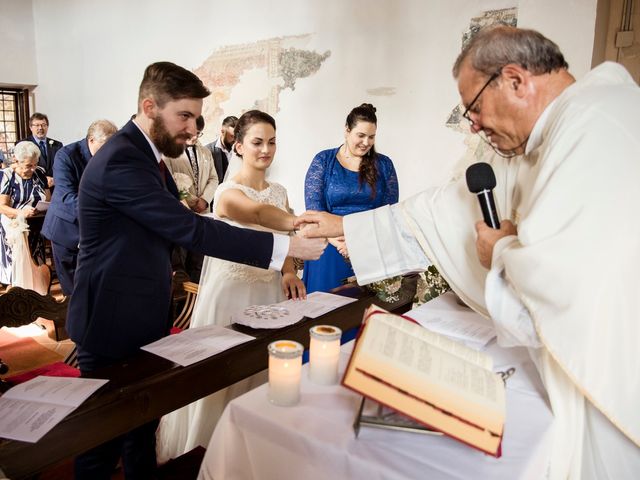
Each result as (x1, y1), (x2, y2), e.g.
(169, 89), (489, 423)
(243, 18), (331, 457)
(0, 88), (30, 163)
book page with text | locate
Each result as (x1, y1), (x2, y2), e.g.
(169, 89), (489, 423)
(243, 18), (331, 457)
(355, 312), (504, 431)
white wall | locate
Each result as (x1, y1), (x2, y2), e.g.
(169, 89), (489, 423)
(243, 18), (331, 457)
(0, 0), (37, 86)
(3, 0), (599, 212)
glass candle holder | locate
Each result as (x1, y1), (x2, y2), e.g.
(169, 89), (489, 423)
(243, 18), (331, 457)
(309, 325), (342, 385)
(268, 340), (304, 406)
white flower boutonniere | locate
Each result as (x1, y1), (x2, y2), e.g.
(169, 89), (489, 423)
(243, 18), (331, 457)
(172, 172), (192, 200)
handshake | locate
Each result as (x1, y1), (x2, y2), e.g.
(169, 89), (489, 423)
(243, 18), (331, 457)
(286, 211), (346, 260)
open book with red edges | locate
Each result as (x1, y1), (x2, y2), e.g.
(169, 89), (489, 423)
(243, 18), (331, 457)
(342, 306), (505, 457)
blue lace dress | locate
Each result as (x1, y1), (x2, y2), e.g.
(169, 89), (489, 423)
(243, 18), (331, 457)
(303, 147), (399, 292)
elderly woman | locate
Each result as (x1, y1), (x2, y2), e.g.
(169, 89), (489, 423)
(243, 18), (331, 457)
(0, 141), (50, 286)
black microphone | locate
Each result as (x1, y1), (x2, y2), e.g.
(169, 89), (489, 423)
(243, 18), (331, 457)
(466, 162), (500, 229)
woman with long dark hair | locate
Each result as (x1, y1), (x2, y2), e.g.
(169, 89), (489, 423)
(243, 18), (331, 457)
(303, 103), (398, 292)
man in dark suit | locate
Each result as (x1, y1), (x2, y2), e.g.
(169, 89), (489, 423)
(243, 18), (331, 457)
(41, 119), (118, 296)
(68, 61), (325, 479)
(205, 115), (237, 181)
(21, 112), (63, 186)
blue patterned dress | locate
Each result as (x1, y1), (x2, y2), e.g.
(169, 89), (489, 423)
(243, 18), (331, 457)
(303, 147), (399, 292)
(0, 166), (48, 284)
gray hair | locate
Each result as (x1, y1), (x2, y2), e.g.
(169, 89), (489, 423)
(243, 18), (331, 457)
(14, 141), (40, 162)
(86, 119), (118, 143)
(452, 25), (568, 78)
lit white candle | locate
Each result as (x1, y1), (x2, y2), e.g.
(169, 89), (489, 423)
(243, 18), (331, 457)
(309, 325), (342, 385)
(268, 340), (303, 406)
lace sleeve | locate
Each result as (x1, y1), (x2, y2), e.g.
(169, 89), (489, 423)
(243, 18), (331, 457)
(380, 155), (399, 204)
(304, 152), (327, 211)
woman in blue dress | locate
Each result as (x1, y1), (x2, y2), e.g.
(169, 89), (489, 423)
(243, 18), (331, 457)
(303, 103), (399, 292)
(0, 141), (49, 285)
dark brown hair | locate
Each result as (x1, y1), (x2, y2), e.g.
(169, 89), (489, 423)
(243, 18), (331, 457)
(29, 112), (49, 125)
(138, 61), (210, 108)
(233, 110), (276, 157)
(222, 115), (238, 128)
(346, 103), (378, 197)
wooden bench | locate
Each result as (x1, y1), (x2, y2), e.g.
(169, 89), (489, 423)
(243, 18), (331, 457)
(0, 287), (416, 479)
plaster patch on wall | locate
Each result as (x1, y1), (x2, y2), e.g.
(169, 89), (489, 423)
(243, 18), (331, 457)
(462, 8), (518, 49)
(447, 7), (518, 175)
(449, 7), (518, 131)
(366, 87), (397, 96)
(194, 35), (330, 137)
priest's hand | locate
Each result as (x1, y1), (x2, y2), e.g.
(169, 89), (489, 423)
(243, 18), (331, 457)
(475, 220), (517, 269)
(295, 211), (344, 238)
(287, 235), (327, 260)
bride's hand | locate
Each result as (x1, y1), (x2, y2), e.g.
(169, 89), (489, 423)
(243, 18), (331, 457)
(281, 271), (306, 300)
(329, 237), (348, 258)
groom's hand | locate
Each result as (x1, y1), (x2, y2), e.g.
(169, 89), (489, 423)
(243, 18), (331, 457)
(287, 235), (327, 260)
(295, 211), (344, 238)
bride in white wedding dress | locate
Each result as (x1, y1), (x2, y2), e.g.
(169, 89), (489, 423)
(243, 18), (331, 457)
(157, 110), (306, 462)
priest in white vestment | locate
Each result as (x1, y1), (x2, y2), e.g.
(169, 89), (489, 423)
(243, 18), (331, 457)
(298, 26), (640, 479)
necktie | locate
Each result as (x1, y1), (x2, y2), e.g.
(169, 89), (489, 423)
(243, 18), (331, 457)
(158, 159), (168, 185)
(38, 140), (47, 161)
(188, 146), (199, 189)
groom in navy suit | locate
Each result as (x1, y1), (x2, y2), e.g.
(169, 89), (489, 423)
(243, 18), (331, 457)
(41, 120), (118, 295)
(68, 62), (326, 479)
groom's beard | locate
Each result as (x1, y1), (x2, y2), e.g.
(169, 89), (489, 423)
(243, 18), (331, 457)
(150, 114), (190, 158)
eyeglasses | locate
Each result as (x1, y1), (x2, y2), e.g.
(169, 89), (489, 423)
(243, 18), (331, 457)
(460, 69), (521, 158)
(461, 70), (501, 124)
(30, 123), (48, 129)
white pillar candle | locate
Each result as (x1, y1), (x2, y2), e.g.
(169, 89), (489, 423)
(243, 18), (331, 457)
(268, 340), (303, 406)
(309, 325), (342, 385)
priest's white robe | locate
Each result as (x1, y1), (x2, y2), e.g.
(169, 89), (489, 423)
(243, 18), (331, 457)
(344, 62), (640, 479)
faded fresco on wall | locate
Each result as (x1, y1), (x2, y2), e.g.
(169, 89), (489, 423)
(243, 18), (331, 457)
(194, 35), (330, 139)
(446, 7), (518, 174)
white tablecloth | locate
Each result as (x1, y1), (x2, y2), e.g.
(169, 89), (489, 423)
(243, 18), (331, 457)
(199, 318), (554, 480)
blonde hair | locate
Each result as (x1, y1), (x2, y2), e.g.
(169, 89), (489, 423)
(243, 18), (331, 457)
(87, 119), (118, 143)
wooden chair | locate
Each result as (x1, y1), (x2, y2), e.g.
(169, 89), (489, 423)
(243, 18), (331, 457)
(0, 286), (68, 333)
(172, 281), (199, 331)
(0, 287), (78, 391)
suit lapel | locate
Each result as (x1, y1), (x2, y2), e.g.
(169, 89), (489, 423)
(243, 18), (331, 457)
(122, 121), (180, 200)
(79, 138), (92, 168)
(45, 138), (54, 172)
(165, 172), (179, 198)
